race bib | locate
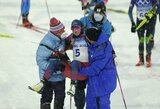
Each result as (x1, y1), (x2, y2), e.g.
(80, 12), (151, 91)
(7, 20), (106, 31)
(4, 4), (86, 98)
(73, 38), (88, 62)
(136, 0), (152, 20)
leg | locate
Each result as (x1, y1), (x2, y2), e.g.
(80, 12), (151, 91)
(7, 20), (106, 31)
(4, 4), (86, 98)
(21, 0), (30, 16)
(28, 60), (62, 93)
(54, 80), (66, 109)
(136, 19), (145, 66)
(21, 0), (33, 27)
(99, 94), (111, 109)
(74, 80), (86, 109)
(86, 94), (111, 109)
(44, 60), (60, 80)
(145, 15), (156, 67)
(86, 96), (97, 109)
(40, 81), (54, 109)
(150, 15), (157, 48)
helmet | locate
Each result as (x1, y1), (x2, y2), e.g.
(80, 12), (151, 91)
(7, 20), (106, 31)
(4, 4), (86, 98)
(71, 19), (83, 29)
(94, 1), (106, 14)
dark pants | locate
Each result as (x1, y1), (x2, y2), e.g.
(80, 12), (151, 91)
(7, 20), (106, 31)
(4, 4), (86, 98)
(136, 15), (157, 55)
(74, 80), (86, 109)
(41, 80), (65, 109)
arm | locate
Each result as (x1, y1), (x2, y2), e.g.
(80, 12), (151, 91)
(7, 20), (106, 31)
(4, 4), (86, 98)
(103, 20), (112, 37)
(128, 0), (135, 23)
(79, 43), (113, 76)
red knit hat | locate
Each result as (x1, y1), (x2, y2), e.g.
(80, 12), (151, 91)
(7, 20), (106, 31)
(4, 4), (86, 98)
(50, 17), (65, 34)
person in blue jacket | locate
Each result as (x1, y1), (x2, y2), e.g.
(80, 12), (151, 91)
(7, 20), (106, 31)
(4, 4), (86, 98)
(71, 27), (117, 109)
(80, 1), (114, 37)
(29, 17), (69, 109)
(128, 0), (160, 67)
(21, 0), (33, 27)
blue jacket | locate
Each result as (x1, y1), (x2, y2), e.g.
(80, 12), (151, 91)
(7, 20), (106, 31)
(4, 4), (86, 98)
(79, 31), (117, 97)
(21, 0), (30, 15)
(36, 32), (65, 82)
(89, 0), (104, 7)
(80, 12), (112, 37)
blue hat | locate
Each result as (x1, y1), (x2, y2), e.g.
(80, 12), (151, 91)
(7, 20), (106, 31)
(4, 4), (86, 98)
(71, 19), (83, 29)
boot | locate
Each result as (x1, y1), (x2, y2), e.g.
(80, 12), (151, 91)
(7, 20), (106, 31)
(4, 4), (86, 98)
(22, 13), (33, 28)
(28, 80), (45, 94)
(136, 54), (144, 66)
(41, 103), (50, 109)
(146, 54), (151, 68)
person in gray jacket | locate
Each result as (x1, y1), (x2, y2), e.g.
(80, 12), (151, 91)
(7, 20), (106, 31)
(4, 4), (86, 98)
(29, 17), (69, 109)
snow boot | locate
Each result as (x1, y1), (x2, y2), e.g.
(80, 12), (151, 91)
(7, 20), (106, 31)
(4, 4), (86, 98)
(146, 54), (151, 68)
(22, 13), (33, 28)
(28, 80), (45, 94)
(41, 103), (50, 109)
(136, 54), (144, 66)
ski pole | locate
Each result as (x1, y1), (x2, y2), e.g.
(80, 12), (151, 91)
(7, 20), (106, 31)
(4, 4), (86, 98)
(44, 0), (50, 20)
(68, 84), (73, 109)
(16, 13), (21, 28)
(115, 65), (128, 109)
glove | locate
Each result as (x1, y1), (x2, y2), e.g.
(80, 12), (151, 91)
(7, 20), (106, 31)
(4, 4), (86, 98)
(111, 25), (115, 32)
(60, 32), (68, 39)
(131, 22), (136, 33)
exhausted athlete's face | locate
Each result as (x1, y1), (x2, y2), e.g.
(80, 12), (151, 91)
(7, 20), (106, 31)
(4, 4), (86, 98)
(72, 25), (81, 36)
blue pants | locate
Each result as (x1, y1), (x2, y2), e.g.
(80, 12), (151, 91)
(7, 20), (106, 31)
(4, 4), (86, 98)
(21, 0), (30, 15)
(86, 94), (111, 109)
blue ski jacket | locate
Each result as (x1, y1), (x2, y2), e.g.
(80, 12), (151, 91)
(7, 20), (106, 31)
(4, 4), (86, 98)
(80, 12), (112, 37)
(79, 31), (117, 97)
(21, 0), (30, 15)
(36, 32), (66, 82)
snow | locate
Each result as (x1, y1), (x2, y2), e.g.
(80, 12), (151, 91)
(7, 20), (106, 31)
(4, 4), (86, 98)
(0, 0), (160, 109)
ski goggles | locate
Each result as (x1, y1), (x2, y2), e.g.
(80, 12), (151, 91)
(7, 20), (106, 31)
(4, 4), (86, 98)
(94, 8), (105, 14)
(71, 25), (81, 31)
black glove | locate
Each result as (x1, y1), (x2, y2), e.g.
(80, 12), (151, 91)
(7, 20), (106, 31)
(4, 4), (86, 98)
(131, 22), (136, 33)
(111, 25), (115, 32)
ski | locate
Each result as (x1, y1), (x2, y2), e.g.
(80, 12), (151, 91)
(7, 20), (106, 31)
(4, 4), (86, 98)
(0, 33), (15, 38)
(107, 8), (128, 14)
(136, 5), (157, 31)
(33, 26), (48, 32)
(11, 23), (47, 34)
(16, 24), (46, 34)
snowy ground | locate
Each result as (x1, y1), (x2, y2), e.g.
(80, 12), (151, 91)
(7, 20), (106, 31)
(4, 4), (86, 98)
(0, 0), (160, 109)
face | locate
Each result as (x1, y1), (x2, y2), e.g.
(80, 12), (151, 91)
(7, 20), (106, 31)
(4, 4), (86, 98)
(71, 25), (81, 36)
(56, 29), (65, 37)
(94, 13), (104, 22)
(94, 8), (104, 22)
